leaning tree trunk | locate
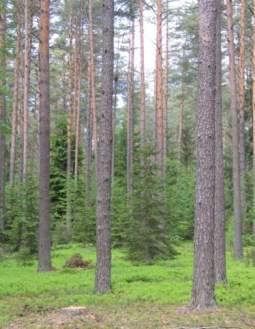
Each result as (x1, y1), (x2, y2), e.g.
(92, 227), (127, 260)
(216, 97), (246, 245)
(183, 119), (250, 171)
(226, 0), (243, 259)
(38, 0), (52, 272)
(192, 0), (217, 309)
(95, 0), (114, 294)
(0, 1), (6, 233)
(239, 0), (246, 231)
(214, 0), (226, 284)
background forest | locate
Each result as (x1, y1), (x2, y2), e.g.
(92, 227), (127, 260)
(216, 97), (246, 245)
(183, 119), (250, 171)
(0, 0), (255, 328)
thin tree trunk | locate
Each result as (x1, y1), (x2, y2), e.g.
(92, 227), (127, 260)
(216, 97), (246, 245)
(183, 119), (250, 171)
(139, 0), (146, 149)
(0, 2), (6, 233)
(192, 0), (217, 309)
(127, 19), (135, 197)
(22, 0), (32, 183)
(10, 27), (21, 185)
(155, 0), (165, 177)
(38, 0), (52, 272)
(214, 0), (226, 284)
(177, 77), (184, 161)
(95, 0), (114, 294)
(239, 0), (246, 230)
(226, 0), (243, 259)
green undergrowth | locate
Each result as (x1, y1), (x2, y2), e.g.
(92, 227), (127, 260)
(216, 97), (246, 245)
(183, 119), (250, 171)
(0, 243), (254, 327)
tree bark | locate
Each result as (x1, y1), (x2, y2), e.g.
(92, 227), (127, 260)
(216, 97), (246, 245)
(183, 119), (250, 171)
(10, 25), (21, 186)
(192, 0), (217, 309)
(38, 0), (52, 272)
(22, 0), (33, 183)
(252, 0), (255, 235)
(214, 0), (226, 284)
(155, 0), (165, 177)
(127, 19), (135, 197)
(95, 0), (114, 294)
(139, 0), (146, 149)
(226, 0), (243, 259)
(0, 1), (6, 233)
(239, 0), (246, 231)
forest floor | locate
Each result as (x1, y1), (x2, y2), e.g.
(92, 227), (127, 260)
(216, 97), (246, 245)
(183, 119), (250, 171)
(0, 243), (255, 329)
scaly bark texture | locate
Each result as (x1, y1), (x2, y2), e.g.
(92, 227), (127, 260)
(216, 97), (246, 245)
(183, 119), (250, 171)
(192, 0), (217, 309)
(214, 0), (226, 284)
(139, 0), (146, 149)
(127, 19), (135, 197)
(0, 0), (6, 233)
(155, 0), (165, 177)
(38, 0), (52, 272)
(95, 0), (114, 294)
(239, 0), (246, 230)
(253, 0), (255, 235)
(226, 0), (243, 259)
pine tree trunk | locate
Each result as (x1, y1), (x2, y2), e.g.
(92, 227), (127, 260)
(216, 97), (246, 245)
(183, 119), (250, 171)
(252, 0), (255, 235)
(0, 2), (6, 233)
(177, 78), (184, 161)
(226, 0), (243, 259)
(95, 0), (114, 294)
(38, 0), (52, 272)
(192, 0), (217, 309)
(155, 0), (165, 177)
(214, 0), (226, 284)
(10, 27), (21, 186)
(22, 0), (32, 183)
(139, 0), (145, 149)
(239, 0), (246, 231)
(127, 19), (135, 197)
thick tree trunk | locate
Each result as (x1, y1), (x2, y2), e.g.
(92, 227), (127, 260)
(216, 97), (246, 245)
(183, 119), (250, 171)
(22, 0), (32, 183)
(38, 0), (52, 272)
(239, 0), (246, 230)
(10, 29), (21, 186)
(192, 0), (217, 309)
(252, 0), (255, 235)
(139, 0), (145, 149)
(214, 0), (226, 284)
(0, 2), (6, 233)
(127, 19), (135, 197)
(95, 0), (114, 294)
(226, 0), (243, 259)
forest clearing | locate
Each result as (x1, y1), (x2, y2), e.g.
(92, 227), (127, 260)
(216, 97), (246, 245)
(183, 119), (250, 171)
(1, 0), (255, 328)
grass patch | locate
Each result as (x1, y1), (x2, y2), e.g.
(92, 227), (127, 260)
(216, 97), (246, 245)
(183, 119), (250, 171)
(0, 243), (255, 327)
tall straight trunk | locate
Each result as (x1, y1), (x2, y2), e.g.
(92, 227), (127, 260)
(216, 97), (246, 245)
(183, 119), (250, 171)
(10, 27), (21, 185)
(22, 0), (32, 183)
(252, 0), (255, 234)
(192, 0), (217, 309)
(66, 13), (74, 237)
(177, 75), (185, 161)
(139, 0), (145, 149)
(74, 5), (82, 181)
(214, 0), (226, 284)
(239, 0), (246, 228)
(95, 0), (114, 294)
(127, 19), (135, 197)
(226, 0), (243, 259)
(38, 0), (52, 272)
(86, 0), (97, 190)
(155, 0), (165, 176)
(0, 1), (6, 233)
(163, 1), (169, 163)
